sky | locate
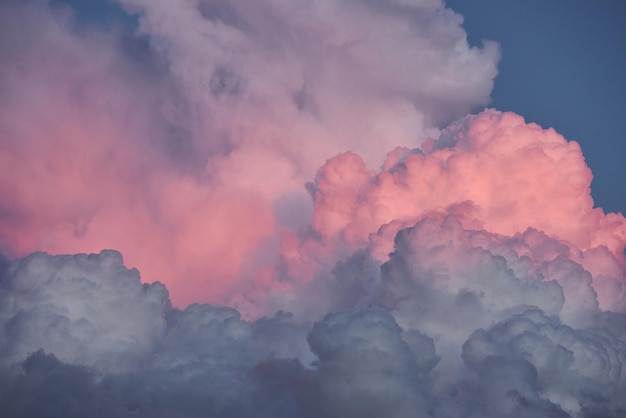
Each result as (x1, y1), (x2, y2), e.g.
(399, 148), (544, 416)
(447, 0), (626, 216)
(0, 1), (625, 417)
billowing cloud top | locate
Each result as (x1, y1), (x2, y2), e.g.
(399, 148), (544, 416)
(0, 0), (499, 305)
(0, 0), (625, 417)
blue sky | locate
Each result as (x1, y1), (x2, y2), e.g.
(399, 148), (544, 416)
(448, 0), (626, 215)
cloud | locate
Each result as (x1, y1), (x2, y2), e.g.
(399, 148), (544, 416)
(1, 0), (626, 416)
(0, 0), (498, 306)
(449, 355), (571, 418)
(0, 251), (168, 372)
(293, 109), (625, 313)
(460, 309), (626, 416)
(0, 243), (624, 416)
(309, 110), (625, 254)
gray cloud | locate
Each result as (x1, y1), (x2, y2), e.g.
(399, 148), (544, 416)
(1, 214), (625, 416)
(0, 251), (168, 373)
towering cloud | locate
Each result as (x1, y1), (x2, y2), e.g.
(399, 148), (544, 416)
(0, 0), (498, 306)
(273, 110), (625, 318)
(1, 0), (625, 417)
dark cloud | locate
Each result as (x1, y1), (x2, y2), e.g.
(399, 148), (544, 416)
(0, 218), (624, 416)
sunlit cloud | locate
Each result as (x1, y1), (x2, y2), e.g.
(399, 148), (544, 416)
(0, 1), (624, 417)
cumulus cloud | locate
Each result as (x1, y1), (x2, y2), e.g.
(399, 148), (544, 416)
(1, 0), (626, 416)
(0, 239), (625, 416)
(307, 309), (433, 418)
(286, 109), (625, 313)
(308, 110), (625, 255)
(0, 251), (168, 372)
(458, 308), (626, 417)
(0, 0), (498, 306)
(1, 109), (625, 415)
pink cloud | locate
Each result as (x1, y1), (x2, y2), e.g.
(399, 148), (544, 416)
(287, 110), (625, 311)
(0, 0), (499, 307)
(310, 110), (625, 253)
(0, 2), (625, 415)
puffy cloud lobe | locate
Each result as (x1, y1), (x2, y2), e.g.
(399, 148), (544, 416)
(311, 110), (625, 254)
(0, 0), (498, 307)
(304, 109), (626, 310)
(307, 310), (434, 418)
(270, 210), (624, 415)
(0, 225), (625, 416)
(0, 250), (168, 373)
(376, 218), (625, 416)
(0, 253), (432, 417)
(579, 246), (626, 313)
(377, 216), (569, 391)
(461, 309), (626, 417)
(380, 216), (565, 327)
(447, 356), (571, 418)
(0, 252), (285, 416)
